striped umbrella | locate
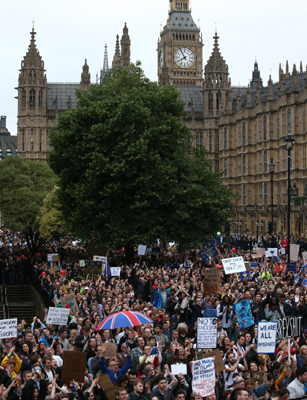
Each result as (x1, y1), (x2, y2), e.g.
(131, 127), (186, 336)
(96, 311), (153, 330)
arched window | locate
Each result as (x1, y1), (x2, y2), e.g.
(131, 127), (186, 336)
(22, 90), (26, 108)
(39, 90), (43, 108)
(264, 151), (267, 173)
(243, 155), (246, 175)
(30, 129), (34, 151)
(224, 159), (228, 177)
(29, 89), (35, 108)
(209, 134), (212, 152)
(224, 129), (227, 150)
(243, 185), (246, 204)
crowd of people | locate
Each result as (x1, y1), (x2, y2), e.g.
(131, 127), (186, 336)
(1, 230), (307, 400)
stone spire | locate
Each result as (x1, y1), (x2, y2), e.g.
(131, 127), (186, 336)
(159, 40), (170, 86)
(250, 60), (260, 89)
(256, 78), (262, 104)
(268, 75), (273, 101)
(246, 84), (252, 108)
(81, 59), (91, 91)
(205, 32), (228, 75)
(292, 64), (298, 93)
(22, 27), (44, 70)
(121, 23), (131, 69)
(285, 60), (290, 78)
(100, 45), (109, 84)
(112, 35), (121, 68)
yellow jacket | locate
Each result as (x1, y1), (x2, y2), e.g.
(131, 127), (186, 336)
(1, 354), (22, 379)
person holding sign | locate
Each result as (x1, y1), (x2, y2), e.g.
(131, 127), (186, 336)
(100, 346), (132, 384)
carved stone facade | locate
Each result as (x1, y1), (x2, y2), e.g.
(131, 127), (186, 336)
(158, 0), (307, 237)
(16, 24), (131, 162)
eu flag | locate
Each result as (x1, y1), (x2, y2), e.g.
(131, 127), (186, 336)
(199, 246), (217, 263)
(165, 262), (180, 270)
(239, 271), (251, 280)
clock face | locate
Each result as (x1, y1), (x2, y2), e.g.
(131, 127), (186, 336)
(159, 50), (163, 69)
(175, 47), (195, 68)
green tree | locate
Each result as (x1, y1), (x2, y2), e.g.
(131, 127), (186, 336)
(37, 186), (66, 239)
(0, 157), (57, 252)
(49, 63), (233, 257)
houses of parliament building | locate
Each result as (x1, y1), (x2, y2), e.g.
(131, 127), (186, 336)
(16, 0), (307, 238)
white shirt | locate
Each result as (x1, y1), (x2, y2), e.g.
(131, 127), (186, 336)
(223, 363), (243, 389)
(288, 378), (305, 399)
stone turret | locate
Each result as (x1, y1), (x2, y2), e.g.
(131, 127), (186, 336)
(81, 59), (91, 91)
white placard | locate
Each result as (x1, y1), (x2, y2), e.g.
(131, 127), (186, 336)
(110, 267), (121, 277)
(257, 321), (278, 354)
(47, 253), (58, 262)
(171, 364), (187, 375)
(191, 357), (215, 397)
(46, 308), (70, 326)
(138, 245), (147, 256)
(290, 244), (300, 261)
(279, 248), (286, 255)
(93, 256), (104, 261)
(0, 318), (17, 339)
(267, 248), (278, 257)
(184, 260), (192, 268)
(79, 260), (85, 267)
(302, 252), (307, 266)
(197, 317), (217, 349)
(222, 256), (246, 274)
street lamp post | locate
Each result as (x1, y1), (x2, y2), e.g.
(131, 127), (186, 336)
(284, 134), (295, 263)
(269, 159), (275, 234)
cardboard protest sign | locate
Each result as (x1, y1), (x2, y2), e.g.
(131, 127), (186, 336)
(48, 266), (58, 275)
(202, 349), (225, 373)
(52, 254), (60, 262)
(191, 357), (215, 397)
(0, 318), (17, 339)
(46, 307), (70, 326)
(203, 268), (222, 294)
(233, 300), (254, 329)
(257, 321), (278, 354)
(255, 247), (265, 258)
(222, 256), (246, 274)
(110, 267), (121, 277)
(99, 374), (116, 400)
(197, 318), (217, 349)
(62, 351), (87, 382)
(79, 260), (85, 267)
(61, 294), (79, 315)
(138, 245), (147, 256)
(290, 244), (300, 261)
(101, 343), (117, 359)
(276, 316), (302, 340)
(47, 253), (58, 262)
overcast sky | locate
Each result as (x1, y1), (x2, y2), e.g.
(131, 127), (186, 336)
(2, 0), (306, 135)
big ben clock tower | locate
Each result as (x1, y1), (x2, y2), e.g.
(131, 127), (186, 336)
(158, 0), (203, 86)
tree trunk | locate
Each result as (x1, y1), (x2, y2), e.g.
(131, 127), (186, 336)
(125, 245), (135, 266)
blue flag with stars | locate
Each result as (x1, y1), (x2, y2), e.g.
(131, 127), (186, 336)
(165, 262), (180, 270)
(199, 246), (217, 263)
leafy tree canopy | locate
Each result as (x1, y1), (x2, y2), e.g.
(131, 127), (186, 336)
(37, 186), (66, 239)
(49, 63), (233, 250)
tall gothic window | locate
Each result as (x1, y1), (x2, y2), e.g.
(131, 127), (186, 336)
(243, 155), (246, 175)
(208, 92), (213, 111)
(224, 129), (227, 150)
(288, 109), (292, 134)
(39, 90), (43, 108)
(39, 130), (42, 151)
(264, 151), (267, 173)
(30, 129), (34, 151)
(209, 134), (212, 152)
(264, 183), (268, 204)
(22, 90), (26, 108)
(224, 159), (228, 177)
(243, 185), (246, 204)
(216, 92), (220, 111)
(22, 131), (25, 151)
(196, 132), (203, 148)
(264, 116), (267, 140)
(29, 89), (35, 108)
(242, 123), (246, 146)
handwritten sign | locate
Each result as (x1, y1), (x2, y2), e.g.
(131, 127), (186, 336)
(46, 307), (70, 325)
(0, 318), (17, 339)
(62, 351), (87, 382)
(203, 269), (222, 294)
(138, 245), (147, 256)
(47, 253), (58, 262)
(276, 316), (302, 340)
(61, 294), (79, 315)
(257, 321), (278, 354)
(101, 343), (117, 359)
(191, 357), (215, 397)
(202, 349), (225, 373)
(290, 244), (300, 261)
(79, 260), (85, 267)
(197, 318), (217, 349)
(222, 256), (246, 274)
(110, 267), (121, 277)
